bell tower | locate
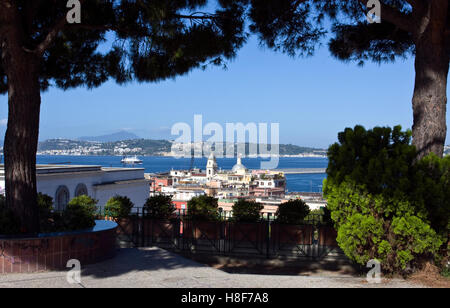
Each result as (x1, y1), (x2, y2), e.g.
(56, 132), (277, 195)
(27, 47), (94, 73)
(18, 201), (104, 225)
(206, 152), (218, 179)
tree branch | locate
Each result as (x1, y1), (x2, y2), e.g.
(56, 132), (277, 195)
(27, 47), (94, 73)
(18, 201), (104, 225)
(359, 0), (414, 33)
(173, 13), (220, 20)
(34, 0), (87, 55)
(34, 14), (67, 55)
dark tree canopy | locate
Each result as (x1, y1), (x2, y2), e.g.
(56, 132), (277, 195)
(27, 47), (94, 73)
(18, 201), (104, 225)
(0, 0), (247, 93)
(0, 0), (246, 234)
(243, 0), (447, 62)
(241, 0), (450, 158)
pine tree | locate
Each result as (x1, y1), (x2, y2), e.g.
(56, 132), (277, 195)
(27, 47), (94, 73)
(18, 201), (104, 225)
(0, 0), (246, 233)
(242, 0), (449, 158)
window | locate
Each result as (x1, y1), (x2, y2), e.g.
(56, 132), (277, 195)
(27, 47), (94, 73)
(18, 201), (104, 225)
(55, 185), (70, 211)
(74, 183), (88, 197)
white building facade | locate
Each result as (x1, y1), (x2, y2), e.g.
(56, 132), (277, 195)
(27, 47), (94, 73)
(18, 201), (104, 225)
(0, 164), (150, 211)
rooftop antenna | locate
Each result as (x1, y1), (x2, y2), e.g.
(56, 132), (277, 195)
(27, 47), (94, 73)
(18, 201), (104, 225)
(189, 144), (194, 171)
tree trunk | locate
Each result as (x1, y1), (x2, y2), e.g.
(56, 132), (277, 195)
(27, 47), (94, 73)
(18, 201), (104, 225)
(3, 53), (41, 234)
(412, 3), (449, 159)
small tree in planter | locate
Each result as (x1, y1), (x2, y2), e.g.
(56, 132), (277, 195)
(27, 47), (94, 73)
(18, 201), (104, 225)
(232, 199), (263, 223)
(143, 195), (177, 240)
(105, 195), (134, 219)
(63, 195), (98, 231)
(276, 200), (310, 225)
(144, 195), (175, 220)
(187, 195), (220, 221)
(186, 195), (220, 241)
(37, 193), (60, 233)
(0, 195), (20, 235)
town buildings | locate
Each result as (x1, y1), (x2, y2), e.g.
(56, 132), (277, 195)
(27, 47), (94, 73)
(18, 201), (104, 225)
(147, 153), (325, 214)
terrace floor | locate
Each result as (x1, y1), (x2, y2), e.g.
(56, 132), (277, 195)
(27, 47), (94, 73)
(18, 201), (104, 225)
(0, 247), (425, 288)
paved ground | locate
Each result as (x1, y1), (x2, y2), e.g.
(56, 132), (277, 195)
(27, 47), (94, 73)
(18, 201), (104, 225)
(0, 247), (425, 288)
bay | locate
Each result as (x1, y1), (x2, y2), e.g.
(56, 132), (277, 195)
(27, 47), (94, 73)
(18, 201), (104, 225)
(36, 155), (328, 193)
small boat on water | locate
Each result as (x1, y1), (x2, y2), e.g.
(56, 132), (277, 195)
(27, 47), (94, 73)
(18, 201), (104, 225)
(121, 155), (143, 164)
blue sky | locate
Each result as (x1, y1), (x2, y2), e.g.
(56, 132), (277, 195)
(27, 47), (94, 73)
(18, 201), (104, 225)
(0, 36), (448, 149)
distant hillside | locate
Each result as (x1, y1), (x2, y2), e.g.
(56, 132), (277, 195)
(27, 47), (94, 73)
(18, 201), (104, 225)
(78, 131), (140, 142)
(279, 144), (325, 155)
(38, 138), (171, 156)
(37, 138), (326, 157)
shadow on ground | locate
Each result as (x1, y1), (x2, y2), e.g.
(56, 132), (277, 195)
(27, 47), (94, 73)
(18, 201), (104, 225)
(179, 253), (363, 277)
(81, 247), (206, 279)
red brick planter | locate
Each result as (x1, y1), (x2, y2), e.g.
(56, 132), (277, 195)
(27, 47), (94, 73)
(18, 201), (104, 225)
(142, 219), (177, 238)
(0, 220), (117, 274)
(225, 222), (268, 242)
(319, 226), (338, 246)
(183, 221), (222, 240)
(271, 224), (314, 245)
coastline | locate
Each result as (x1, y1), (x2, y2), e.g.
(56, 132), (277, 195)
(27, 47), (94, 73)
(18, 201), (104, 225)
(35, 153), (328, 158)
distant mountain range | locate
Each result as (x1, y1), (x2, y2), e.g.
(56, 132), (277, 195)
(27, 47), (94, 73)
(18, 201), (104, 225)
(1, 136), (447, 157)
(36, 138), (327, 157)
(78, 131), (140, 142)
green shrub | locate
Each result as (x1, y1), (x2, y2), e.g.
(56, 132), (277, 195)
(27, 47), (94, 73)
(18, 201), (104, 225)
(413, 154), (450, 236)
(306, 207), (333, 225)
(105, 195), (134, 218)
(322, 207), (333, 226)
(144, 195), (175, 219)
(37, 193), (58, 233)
(232, 199), (263, 223)
(324, 125), (447, 274)
(187, 195), (219, 221)
(0, 195), (20, 235)
(275, 199), (310, 225)
(37, 193), (53, 214)
(441, 266), (450, 278)
(62, 195), (97, 230)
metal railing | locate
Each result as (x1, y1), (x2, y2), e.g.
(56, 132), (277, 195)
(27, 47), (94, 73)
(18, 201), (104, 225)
(98, 208), (342, 260)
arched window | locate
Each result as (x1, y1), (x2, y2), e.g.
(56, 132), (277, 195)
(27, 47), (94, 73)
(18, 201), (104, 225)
(74, 183), (88, 197)
(55, 186), (70, 211)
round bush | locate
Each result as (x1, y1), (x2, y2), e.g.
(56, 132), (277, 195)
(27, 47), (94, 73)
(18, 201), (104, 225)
(232, 199), (263, 223)
(37, 193), (59, 233)
(187, 195), (219, 221)
(144, 195), (175, 219)
(63, 195), (97, 230)
(275, 199), (310, 225)
(105, 195), (134, 218)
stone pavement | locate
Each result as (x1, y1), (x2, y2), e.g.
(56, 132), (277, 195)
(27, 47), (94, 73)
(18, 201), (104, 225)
(0, 247), (425, 288)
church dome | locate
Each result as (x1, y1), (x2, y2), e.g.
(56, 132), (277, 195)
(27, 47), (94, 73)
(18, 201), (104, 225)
(231, 156), (247, 173)
(232, 163), (246, 173)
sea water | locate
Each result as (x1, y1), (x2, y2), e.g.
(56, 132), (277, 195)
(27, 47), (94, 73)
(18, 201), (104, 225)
(36, 155), (328, 193)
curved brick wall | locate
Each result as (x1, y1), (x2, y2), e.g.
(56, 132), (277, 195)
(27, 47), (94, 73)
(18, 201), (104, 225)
(0, 220), (117, 274)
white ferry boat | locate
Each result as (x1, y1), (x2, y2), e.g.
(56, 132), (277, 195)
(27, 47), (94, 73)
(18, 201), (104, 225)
(121, 155), (143, 164)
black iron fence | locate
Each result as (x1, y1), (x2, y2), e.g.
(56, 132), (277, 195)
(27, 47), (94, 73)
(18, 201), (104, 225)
(99, 207), (344, 260)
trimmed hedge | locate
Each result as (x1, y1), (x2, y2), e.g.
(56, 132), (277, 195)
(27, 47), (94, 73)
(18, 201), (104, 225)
(324, 125), (448, 274)
(276, 199), (310, 225)
(62, 195), (98, 230)
(105, 195), (134, 218)
(232, 199), (263, 223)
(144, 194), (175, 219)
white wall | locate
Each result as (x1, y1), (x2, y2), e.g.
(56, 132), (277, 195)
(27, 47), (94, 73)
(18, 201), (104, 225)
(35, 168), (149, 210)
(93, 181), (149, 208)
(37, 172), (102, 203)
